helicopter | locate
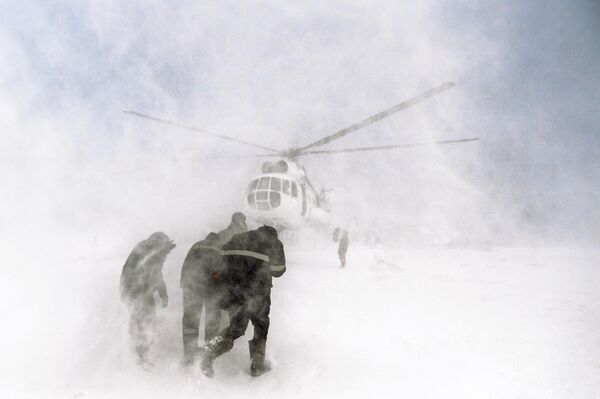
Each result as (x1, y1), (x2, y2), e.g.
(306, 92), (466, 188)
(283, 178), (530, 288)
(124, 81), (478, 231)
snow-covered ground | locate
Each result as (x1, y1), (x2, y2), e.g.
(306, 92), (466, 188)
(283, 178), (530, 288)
(3, 244), (600, 398)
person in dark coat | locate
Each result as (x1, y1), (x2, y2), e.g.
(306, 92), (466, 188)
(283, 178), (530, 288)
(200, 225), (286, 378)
(338, 230), (349, 268)
(179, 232), (225, 366)
(217, 212), (248, 244)
(120, 231), (176, 367)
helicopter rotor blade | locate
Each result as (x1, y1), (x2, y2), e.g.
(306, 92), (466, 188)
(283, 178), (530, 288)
(293, 137), (479, 156)
(290, 82), (456, 155)
(123, 110), (283, 154)
(195, 154), (278, 160)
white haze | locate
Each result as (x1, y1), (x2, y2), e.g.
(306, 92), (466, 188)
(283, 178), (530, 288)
(1, 1), (599, 398)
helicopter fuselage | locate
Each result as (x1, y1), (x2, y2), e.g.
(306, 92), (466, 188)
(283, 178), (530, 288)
(124, 81), (477, 232)
(244, 159), (329, 229)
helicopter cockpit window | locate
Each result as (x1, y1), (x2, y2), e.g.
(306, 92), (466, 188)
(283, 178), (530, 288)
(256, 191), (268, 200)
(270, 177), (281, 192)
(282, 180), (290, 195)
(291, 182), (298, 198)
(246, 176), (285, 211)
(258, 177), (270, 189)
(270, 192), (281, 208)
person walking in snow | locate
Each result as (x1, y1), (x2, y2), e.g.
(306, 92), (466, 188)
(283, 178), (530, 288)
(179, 232), (226, 366)
(178, 213), (248, 366)
(199, 226), (286, 378)
(120, 231), (176, 368)
(338, 230), (349, 268)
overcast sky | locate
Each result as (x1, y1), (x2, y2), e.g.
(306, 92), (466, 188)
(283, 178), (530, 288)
(1, 0), (599, 251)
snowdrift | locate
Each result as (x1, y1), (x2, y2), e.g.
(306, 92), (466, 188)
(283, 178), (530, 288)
(3, 244), (600, 398)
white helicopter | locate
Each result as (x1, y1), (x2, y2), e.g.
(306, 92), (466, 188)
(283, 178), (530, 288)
(124, 81), (478, 230)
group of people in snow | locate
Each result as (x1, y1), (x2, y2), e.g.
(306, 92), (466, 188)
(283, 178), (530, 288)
(119, 212), (287, 378)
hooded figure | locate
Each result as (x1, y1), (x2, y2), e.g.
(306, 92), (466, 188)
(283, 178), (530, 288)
(179, 232), (225, 366)
(120, 231), (175, 368)
(200, 225), (286, 378)
(217, 212), (248, 244)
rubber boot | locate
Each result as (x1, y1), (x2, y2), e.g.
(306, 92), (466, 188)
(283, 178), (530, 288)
(182, 332), (198, 366)
(200, 355), (215, 378)
(249, 339), (271, 377)
(198, 335), (226, 378)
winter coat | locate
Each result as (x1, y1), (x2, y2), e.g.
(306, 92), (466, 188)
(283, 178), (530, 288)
(120, 239), (171, 304)
(219, 227), (286, 307)
(180, 236), (224, 294)
(338, 234), (349, 256)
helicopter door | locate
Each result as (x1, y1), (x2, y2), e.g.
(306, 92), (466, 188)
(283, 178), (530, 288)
(301, 184), (307, 216)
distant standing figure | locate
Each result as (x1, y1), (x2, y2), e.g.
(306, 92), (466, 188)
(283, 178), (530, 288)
(120, 232), (176, 368)
(338, 230), (349, 268)
(179, 232), (225, 366)
(217, 212), (248, 243)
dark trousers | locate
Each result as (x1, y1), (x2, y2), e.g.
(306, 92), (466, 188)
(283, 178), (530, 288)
(338, 250), (347, 267)
(210, 293), (271, 359)
(128, 295), (156, 361)
(182, 288), (222, 361)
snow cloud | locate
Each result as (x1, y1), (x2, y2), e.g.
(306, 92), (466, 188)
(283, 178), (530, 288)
(1, 0), (599, 396)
